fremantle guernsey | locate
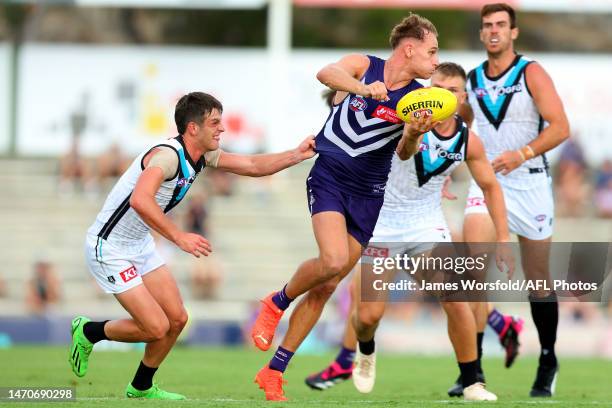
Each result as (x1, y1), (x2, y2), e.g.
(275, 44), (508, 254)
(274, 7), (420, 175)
(312, 55), (422, 197)
(88, 135), (204, 247)
(380, 115), (468, 224)
(466, 54), (548, 190)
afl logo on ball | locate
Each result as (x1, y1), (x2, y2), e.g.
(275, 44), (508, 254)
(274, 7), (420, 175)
(349, 96), (367, 112)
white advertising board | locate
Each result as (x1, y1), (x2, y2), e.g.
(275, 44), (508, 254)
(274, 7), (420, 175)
(16, 45), (612, 164)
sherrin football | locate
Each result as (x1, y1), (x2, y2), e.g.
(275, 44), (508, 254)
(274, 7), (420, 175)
(396, 87), (457, 123)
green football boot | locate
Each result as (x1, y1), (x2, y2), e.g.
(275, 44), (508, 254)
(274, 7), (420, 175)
(69, 316), (93, 377)
(125, 383), (186, 400)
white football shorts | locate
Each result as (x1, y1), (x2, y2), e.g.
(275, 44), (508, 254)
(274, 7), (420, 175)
(364, 214), (452, 261)
(84, 233), (165, 294)
(464, 178), (554, 240)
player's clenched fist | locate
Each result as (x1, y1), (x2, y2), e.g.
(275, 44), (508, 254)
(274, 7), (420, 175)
(175, 232), (212, 258)
(294, 135), (317, 161)
(362, 81), (389, 102)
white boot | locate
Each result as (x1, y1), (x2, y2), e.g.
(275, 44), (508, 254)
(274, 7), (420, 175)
(352, 347), (376, 393)
(463, 382), (498, 401)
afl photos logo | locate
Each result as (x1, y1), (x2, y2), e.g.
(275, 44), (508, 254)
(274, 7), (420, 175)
(349, 96), (368, 112)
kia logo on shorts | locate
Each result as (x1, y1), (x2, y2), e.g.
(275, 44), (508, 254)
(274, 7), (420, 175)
(120, 266), (138, 283)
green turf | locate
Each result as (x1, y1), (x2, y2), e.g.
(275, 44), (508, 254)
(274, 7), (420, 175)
(0, 346), (609, 407)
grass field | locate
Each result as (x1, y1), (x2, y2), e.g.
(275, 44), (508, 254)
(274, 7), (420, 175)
(0, 346), (609, 407)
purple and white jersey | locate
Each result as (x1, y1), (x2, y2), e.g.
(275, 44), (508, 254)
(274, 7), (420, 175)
(312, 55), (422, 197)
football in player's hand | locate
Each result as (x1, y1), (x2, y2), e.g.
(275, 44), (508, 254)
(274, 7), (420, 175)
(396, 87), (457, 123)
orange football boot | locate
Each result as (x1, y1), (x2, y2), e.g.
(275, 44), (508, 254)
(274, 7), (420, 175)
(255, 365), (287, 401)
(251, 293), (284, 351)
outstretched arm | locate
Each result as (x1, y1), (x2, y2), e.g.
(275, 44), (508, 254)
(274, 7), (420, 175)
(466, 132), (510, 242)
(215, 135), (316, 177)
(467, 132), (515, 276)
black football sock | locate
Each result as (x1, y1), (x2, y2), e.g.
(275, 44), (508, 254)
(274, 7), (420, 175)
(458, 360), (479, 388)
(358, 339), (375, 356)
(82, 321), (109, 344)
(131, 361), (158, 391)
(530, 292), (558, 367)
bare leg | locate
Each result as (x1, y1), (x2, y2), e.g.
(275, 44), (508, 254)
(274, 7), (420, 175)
(442, 302), (478, 363)
(281, 224), (363, 352)
(284, 212), (356, 299)
(353, 264), (387, 342)
(342, 272), (358, 349)
(463, 213), (496, 332)
(107, 285), (170, 344)
(141, 266), (189, 368)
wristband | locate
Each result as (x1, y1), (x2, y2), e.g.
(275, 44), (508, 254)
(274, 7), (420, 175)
(521, 145), (535, 160)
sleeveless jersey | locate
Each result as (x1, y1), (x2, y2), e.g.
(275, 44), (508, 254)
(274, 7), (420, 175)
(87, 135), (204, 247)
(380, 115), (469, 225)
(466, 55), (548, 189)
(312, 55), (423, 197)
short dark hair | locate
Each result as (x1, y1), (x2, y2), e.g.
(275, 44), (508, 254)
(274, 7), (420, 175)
(481, 3), (517, 29)
(435, 62), (466, 82)
(389, 13), (438, 49)
(174, 92), (223, 135)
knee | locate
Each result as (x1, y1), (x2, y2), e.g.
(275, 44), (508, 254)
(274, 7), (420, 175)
(320, 253), (349, 280)
(168, 309), (189, 334)
(442, 302), (475, 326)
(357, 305), (384, 328)
(143, 317), (170, 342)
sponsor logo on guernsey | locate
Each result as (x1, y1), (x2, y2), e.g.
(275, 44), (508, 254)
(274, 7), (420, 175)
(401, 100), (442, 117)
(119, 265), (138, 283)
(349, 96), (368, 112)
(476, 84), (523, 100)
(495, 83), (523, 96)
(436, 145), (463, 161)
(372, 105), (402, 124)
(419, 143), (429, 152)
(107, 276), (116, 284)
(535, 214), (547, 222)
(363, 246), (389, 258)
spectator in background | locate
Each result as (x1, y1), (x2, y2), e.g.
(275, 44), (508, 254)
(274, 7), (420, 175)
(190, 257), (222, 300)
(25, 259), (61, 314)
(554, 138), (589, 217)
(207, 168), (236, 197)
(59, 138), (95, 195)
(185, 193), (222, 299)
(185, 193), (209, 236)
(595, 160), (612, 218)
(97, 142), (131, 192)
